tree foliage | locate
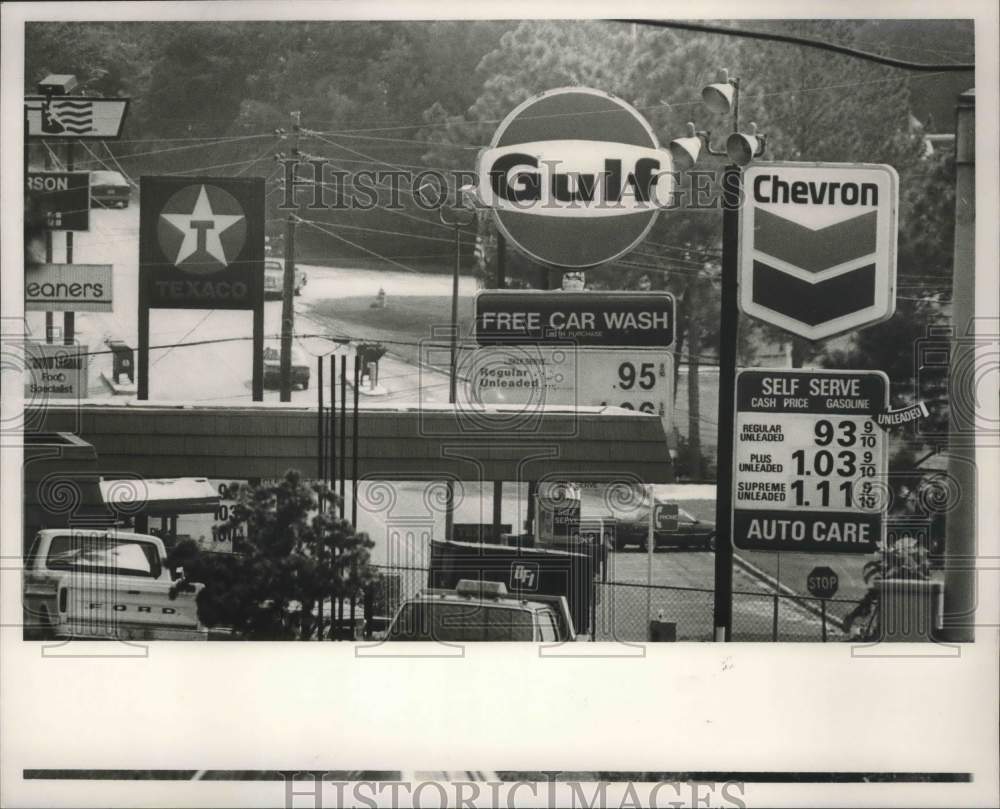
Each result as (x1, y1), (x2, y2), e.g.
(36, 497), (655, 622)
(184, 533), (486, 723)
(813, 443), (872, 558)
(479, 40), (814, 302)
(168, 470), (376, 640)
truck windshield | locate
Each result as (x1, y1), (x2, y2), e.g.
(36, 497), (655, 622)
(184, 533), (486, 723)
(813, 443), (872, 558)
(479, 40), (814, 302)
(46, 535), (161, 578)
(388, 602), (535, 641)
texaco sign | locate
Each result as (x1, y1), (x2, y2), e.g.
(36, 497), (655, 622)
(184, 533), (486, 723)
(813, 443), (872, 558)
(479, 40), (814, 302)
(140, 176), (264, 309)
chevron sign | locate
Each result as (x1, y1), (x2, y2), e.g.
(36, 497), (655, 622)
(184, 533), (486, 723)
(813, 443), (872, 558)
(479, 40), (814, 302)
(738, 162), (898, 340)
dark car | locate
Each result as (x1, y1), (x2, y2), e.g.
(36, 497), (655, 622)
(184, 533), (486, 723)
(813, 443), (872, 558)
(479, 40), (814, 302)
(262, 343), (311, 390)
(90, 170), (131, 208)
(614, 503), (716, 551)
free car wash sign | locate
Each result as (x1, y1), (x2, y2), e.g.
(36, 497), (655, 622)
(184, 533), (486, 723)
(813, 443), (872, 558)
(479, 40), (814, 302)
(140, 177), (264, 310)
(475, 291), (674, 347)
(470, 291), (675, 437)
(739, 162), (898, 340)
(732, 369), (889, 553)
(476, 87), (674, 268)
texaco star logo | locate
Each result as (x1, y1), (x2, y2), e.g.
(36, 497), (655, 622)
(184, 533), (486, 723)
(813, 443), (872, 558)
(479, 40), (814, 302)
(157, 184), (246, 275)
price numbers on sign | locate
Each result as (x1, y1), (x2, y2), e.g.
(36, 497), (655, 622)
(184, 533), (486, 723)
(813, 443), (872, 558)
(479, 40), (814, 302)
(788, 418), (882, 510)
(615, 360), (661, 414)
(469, 347), (673, 432)
(732, 370), (889, 554)
(211, 482), (246, 549)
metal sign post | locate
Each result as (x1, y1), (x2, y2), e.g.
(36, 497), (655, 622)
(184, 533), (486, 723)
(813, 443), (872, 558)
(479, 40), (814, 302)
(646, 485), (654, 628)
(712, 164), (741, 642)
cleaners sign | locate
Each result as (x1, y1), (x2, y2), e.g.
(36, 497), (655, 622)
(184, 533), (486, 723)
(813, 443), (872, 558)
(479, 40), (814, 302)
(739, 162), (898, 340)
(476, 87), (674, 268)
(732, 369), (889, 553)
(25, 264), (112, 312)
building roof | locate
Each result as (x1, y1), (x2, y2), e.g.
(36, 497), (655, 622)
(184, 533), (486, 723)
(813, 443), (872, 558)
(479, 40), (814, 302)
(26, 401), (673, 483)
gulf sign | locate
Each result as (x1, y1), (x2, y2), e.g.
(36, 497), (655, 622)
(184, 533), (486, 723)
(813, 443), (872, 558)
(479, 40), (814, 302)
(476, 88), (674, 268)
(739, 162), (898, 341)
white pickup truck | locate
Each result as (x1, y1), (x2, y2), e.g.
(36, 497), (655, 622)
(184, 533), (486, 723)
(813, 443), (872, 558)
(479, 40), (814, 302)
(23, 529), (206, 641)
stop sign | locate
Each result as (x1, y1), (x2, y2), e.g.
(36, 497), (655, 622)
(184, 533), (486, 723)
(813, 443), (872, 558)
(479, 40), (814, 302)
(476, 87), (674, 269)
(806, 566), (839, 599)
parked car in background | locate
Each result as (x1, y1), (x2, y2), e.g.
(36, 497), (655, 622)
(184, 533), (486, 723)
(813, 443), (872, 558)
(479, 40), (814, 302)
(385, 579), (575, 642)
(90, 170), (131, 208)
(262, 342), (311, 390)
(23, 529), (205, 641)
(263, 258), (307, 298)
(614, 502), (716, 551)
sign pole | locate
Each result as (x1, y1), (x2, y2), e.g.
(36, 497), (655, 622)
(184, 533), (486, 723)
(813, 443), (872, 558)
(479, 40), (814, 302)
(138, 279), (149, 400)
(63, 141), (75, 346)
(712, 163), (740, 642)
(646, 485), (654, 630)
(43, 142), (54, 344)
(279, 210), (295, 402)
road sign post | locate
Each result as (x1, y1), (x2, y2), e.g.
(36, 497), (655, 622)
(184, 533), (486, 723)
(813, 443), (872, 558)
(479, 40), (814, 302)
(807, 566), (840, 599)
(807, 566), (839, 642)
(732, 369), (890, 554)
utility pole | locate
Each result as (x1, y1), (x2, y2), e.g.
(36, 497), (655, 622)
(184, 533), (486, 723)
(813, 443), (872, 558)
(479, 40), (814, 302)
(941, 88), (976, 643)
(711, 163), (740, 642)
(279, 111), (301, 402)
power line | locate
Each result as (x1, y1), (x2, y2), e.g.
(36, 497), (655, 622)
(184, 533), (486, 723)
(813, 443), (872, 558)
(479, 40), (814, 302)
(614, 19), (974, 71)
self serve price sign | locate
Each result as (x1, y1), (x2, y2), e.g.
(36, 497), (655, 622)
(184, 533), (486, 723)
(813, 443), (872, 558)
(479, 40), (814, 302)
(732, 369), (889, 553)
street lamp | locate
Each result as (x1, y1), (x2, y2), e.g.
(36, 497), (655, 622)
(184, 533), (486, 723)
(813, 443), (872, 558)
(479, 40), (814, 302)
(667, 70), (767, 643)
(428, 184), (476, 543)
(436, 184), (477, 404)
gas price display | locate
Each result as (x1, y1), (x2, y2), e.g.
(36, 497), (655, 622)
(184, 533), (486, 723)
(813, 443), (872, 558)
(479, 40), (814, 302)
(468, 346), (673, 434)
(732, 369), (889, 553)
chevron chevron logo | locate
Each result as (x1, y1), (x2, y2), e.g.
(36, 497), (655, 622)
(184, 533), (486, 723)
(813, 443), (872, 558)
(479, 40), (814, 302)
(738, 162), (898, 341)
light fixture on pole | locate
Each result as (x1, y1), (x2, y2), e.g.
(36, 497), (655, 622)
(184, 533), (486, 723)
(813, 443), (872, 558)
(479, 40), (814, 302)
(701, 68), (737, 116)
(726, 122), (762, 167)
(667, 122), (703, 172)
(667, 69), (768, 642)
(668, 121), (766, 170)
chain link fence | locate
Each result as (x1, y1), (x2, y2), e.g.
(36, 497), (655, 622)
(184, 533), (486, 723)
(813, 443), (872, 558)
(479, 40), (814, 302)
(367, 564), (859, 642)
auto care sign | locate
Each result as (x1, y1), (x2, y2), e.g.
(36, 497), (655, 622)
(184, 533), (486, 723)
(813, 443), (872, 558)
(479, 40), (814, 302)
(139, 177), (264, 310)
(739, 162), (898, 340)
(475, 87), (674, 268)
(732, 369), (889, 553)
